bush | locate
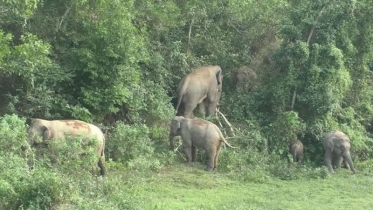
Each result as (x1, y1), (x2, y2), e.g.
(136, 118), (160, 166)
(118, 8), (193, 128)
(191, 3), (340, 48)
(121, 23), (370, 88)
(0, 154), (30, 209)
(0, 114), (29, 155)
(17, 168), (67, 209)
(264, 111), (306, 156)
(0, 114), (69, 209)
(0, 160), (68, 209)
(33, 135), (101, 176)
(268, 160), (330, 180)
(106, 122), (168, 171)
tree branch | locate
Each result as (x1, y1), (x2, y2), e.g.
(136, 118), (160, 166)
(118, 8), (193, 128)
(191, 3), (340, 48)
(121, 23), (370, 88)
(291, 88), (297, 110)
(186, 17), (194, 55)
(291, 4), (327, 110)
(216, 109), (235, 136)
(57, 6), (72, 31)
(307, 5), (327, 46)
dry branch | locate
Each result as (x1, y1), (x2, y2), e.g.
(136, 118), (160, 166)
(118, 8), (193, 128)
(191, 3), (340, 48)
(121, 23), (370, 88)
(307, 5), (327, 46)
(58, 6), (72, 31)
(291, 5), (327, 110)
(216, 109), (235, 136)
(186, 17), (194, 55)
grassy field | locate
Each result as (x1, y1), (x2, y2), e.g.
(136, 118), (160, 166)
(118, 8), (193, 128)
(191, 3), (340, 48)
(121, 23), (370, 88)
(108, 163), (373, 210)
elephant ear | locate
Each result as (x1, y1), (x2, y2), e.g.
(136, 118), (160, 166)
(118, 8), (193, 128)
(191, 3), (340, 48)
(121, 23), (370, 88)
(42, 126), (51, 141)
(171, 116), (185, 135)
(174, 116), (184, 129)
(175, 120), (181, 130)
(215, 68), (223, 86)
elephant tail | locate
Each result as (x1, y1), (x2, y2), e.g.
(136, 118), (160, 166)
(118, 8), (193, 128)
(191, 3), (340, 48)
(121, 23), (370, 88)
(221, 137), (236, 148)
(217, 127), (236, 148)
(175, 76), (190, 114)
(100, 131), (105, 158)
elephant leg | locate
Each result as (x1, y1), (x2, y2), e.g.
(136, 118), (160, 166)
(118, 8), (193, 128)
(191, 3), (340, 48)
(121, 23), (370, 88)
(343, 159), (351, 170)
(298, 154), (303, 164)
(169, 134), (175, 151)
(183, 146), (192, 163)
(192, 146), (198, 163)
(214, 143), (222, 169)
(342, 151), (355, 174)
(206, 88), (221, 117)
(198, 101), (207, 117)
(332, 155), (342, 169)
(206, 102), (218, 117)
(205, 147), (216, 171)
(324, 150), (334, 173)
(98, 157), (106, 177)
(184, 101), (197, 118)
(292, 151), (297, 162)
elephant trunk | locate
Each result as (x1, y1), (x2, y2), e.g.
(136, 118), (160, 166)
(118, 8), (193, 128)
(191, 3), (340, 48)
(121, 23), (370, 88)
(344, 152), (355, 174)
(169, 133), (175, 151)
(21, 143), (35, 170)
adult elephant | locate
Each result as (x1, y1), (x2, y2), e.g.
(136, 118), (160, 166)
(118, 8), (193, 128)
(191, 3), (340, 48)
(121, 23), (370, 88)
(27, 118), (106, 176)
(175, 65), (222, 118)
(234, 65), (257, 91)
(289, 140), (304, 163)
(323, 130), (355, 174)
(169, 116), (234, 171)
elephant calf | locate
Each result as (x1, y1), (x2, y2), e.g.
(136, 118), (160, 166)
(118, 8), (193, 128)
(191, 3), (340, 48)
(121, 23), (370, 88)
(169, 116), (234, 171)
(290, 140), (304, 163)
(323, 130), (355, 174)
(27, 118), (106, 176)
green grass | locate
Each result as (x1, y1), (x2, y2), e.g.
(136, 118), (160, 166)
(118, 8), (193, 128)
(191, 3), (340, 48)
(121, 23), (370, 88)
(105, 163), (373, 210)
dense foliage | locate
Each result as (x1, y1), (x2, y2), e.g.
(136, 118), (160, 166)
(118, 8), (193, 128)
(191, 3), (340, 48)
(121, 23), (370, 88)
(1, 0), (373, 208)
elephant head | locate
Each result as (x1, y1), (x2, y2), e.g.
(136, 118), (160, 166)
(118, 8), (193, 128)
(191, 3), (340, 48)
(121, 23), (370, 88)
(323, 130), (355, 174)
(27, 119), (51, 145)
(169, 116), (184, 150)
(175, 65), (223, 118)
(234, 65), (257, 91)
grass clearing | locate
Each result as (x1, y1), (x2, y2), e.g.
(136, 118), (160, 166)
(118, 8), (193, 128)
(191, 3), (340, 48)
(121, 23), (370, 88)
(107, 162), (373, 210)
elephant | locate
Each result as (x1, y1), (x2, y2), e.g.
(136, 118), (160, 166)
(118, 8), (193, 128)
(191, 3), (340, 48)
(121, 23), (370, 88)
(169, 116), (234, 171)
(234, 65), (257, 91)
(323, 130), (355, 174)
(289, 140), (304, 163)
(27, 118), (106, 176)
(175, 65), (223, 118)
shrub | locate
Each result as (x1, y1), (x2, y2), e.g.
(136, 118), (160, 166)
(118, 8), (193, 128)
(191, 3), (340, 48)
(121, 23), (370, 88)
(268, 160), (330, 180)
(264, 111), (306, 156)
(0, 114), (69, 209)
(17, 168), (67, 209)
(0, 114), (29, 155)
(106, 122), (167, 171)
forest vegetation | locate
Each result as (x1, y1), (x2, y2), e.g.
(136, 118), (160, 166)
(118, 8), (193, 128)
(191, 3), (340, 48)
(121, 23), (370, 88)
(1, 0), (373, 209)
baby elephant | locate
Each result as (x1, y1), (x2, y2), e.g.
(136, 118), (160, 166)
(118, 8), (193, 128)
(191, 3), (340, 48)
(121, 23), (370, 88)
(289, 140), (304, 163)
(323, 130), (355, 174)
(169, 116), (234, 171)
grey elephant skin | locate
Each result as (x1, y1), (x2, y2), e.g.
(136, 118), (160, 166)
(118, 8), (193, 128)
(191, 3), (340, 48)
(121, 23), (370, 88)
(175, 65), (222, 118)
(323, 130), (355, 174)
(169, 116), (234, 171)
(234, 65), (257, 91)
(289, 140), (304, 163)
(27, 118), (106, 176)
